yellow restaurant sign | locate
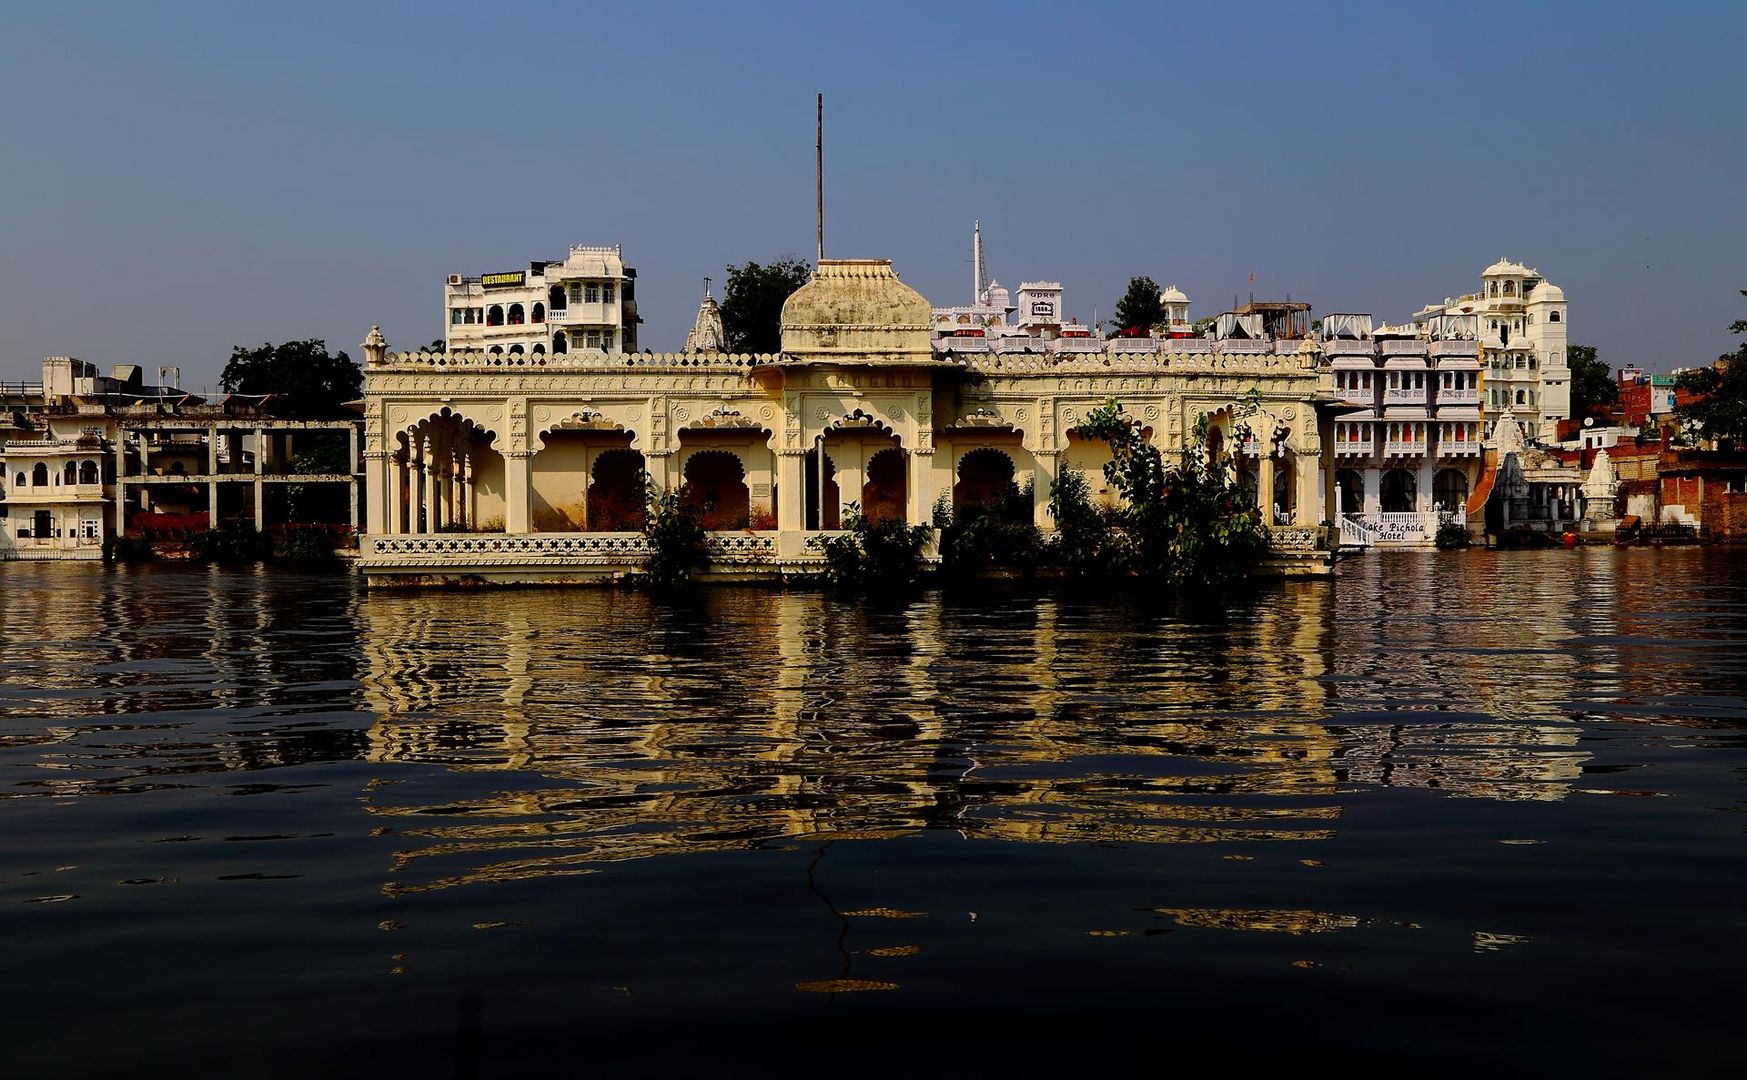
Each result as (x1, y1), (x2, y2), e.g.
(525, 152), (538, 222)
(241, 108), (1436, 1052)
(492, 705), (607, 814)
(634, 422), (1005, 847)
(481, 271), (525, 289)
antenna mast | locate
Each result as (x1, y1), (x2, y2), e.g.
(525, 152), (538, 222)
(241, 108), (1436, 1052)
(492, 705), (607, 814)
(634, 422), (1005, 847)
(816, 93), (824, 264)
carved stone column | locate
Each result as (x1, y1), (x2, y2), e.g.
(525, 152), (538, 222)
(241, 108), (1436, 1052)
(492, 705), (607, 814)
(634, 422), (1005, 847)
(363, 450), (388, 536)
(775, 449), (806, 534)
(905, 448), (936, 527)
(503, 450), (532, 533)
(1031, 450), (1059, 530)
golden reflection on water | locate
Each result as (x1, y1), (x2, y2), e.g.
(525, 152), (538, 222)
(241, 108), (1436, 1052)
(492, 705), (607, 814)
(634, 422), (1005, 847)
(356, 561), (1598, 895)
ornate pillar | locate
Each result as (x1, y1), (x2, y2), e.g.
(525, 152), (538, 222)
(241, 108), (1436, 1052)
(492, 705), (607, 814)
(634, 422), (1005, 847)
(1362, 467), (1381, 517)
(387, 449), (404, 535)
(412, 432), (427, 532)
(363, 451), (387, 535)
(1032, 450), (1058, 530)
(1295, 450), (1321, 528)
(775, 449), (805, 533)
(1258, 454), (1276, 523)
(905, 448), (936, 527)
(503, 451), (532, 533)
(836, 438), (864, 519)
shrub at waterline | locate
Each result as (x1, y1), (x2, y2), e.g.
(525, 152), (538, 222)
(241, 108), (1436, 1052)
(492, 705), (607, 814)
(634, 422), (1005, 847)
(939, 479), (1046, 574)
(642, 484), (708, 589)
(813, 503), (932, 591)
(1065, 401), (1268, 589)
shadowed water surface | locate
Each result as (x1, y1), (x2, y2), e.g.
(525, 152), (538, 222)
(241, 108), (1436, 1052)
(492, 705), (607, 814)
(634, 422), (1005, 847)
(1, 550), (1744, 1076)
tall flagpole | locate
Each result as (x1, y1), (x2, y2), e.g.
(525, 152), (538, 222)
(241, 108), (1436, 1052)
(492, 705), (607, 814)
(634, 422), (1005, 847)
(816, 92), (824, 264)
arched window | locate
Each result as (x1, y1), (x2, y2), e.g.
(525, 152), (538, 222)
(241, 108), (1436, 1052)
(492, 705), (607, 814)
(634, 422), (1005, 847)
(507, 303), (524, 325)
(1550, 310), (1561, 322)
(1433, 469), (1469, 511)
(487, 305), (504, 326)
(531, 302), (545, 323)
(1381, 469), (1416, 513)
(508, 344), (524, 355)
(62, 461), (77, 485)
(451, 308), (463, 325)
(531, 343), (546, 355)
(551, 332), (567, 355)
(32, 463), (48, 486)
(488, 345), (503, 356)
(13, 471), (24, 487)
(1335, 469), (1363, 515)
(79, 460), (98, 484)
(1504, 280), (1516, 296)
(953, 448), (1017, 518)
(1489, 282), (1498, 297)
(1516, 389), (1527, 405)
(464, 308), (476, 324)
(549, 284), (566, 311)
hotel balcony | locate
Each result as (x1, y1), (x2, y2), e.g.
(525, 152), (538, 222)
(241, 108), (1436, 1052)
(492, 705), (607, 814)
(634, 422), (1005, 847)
(546, 303), (618, 327)
(1335, 436), (1374, 456)
(1438, 388), (1480, 406)
(1384, 387), (1428, 406)
(1384, 440), (1426, 457)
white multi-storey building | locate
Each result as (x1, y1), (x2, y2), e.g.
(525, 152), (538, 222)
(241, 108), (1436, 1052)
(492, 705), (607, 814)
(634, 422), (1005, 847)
(444, 245), (639, 357)
(1414, 259), (1569, 438)
(1325, 312), (1485, 546)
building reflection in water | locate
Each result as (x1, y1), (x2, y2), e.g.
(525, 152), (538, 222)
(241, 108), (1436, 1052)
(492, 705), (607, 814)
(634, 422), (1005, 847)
(358, 570), (1592, 895)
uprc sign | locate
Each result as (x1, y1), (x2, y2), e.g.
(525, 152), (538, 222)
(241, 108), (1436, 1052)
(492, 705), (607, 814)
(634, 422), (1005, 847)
(481, 271), (525, 289)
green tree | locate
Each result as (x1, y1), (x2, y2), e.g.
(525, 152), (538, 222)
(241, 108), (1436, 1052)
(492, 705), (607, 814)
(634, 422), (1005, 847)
(1111, 276), (1166, 337)
(1566, 345), (1618, 419)
(1675, 289), (1747, 444)
(719, 257), (813, 354)
(220, 339), (362, 414)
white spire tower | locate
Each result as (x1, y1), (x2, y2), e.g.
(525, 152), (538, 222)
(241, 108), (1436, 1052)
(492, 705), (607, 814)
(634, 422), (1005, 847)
(972, 220), (986, 305)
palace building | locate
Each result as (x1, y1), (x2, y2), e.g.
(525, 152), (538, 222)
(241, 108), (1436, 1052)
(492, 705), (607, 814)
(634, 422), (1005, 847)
(358, 257), (1346, 584)
(1414, 259), (1570, 439)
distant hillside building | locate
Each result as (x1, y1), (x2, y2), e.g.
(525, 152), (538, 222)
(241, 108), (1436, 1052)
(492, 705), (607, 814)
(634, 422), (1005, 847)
(444, 245), (639, 357)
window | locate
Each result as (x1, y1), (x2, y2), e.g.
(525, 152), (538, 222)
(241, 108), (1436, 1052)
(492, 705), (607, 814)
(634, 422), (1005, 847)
(507, 303), (524, 325)
(1529, 355), (1537, 369)
(13, 472), (23, 486)
(568, 284), (582, 304)
(1516, 389), (1527, 405)
(1550, 310), (1561, 323)
(584, 330), (603, 349)
(532, 302), (544, 323)
(463, 308), (476, 324)
(584, 283), (601, 303)
(451, 308), (463, 324)
(552, 332), (568, 354)
(508, 344), (524, 355)
(487, 305), (504, 326)
(532, 343), (546, 355)
(602, 283), (615, 303)
(79, 460), (98, 484)
(80, 519), (100, 540)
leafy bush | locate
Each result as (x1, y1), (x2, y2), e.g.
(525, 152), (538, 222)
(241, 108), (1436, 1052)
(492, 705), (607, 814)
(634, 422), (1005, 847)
(941, 479), (1045, 574)
(813, 502), (931, 591)
(1434, 511), (1471, 550)
(102, 536), (156, 563)
(1061, 401), (1268, 590)
(642, 485), (708, 589)
(276, 526), (340, 564)
(187, 525), (274, 563)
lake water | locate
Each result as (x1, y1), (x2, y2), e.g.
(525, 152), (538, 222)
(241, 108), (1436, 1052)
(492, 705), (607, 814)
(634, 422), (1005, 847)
(2, 551), (1744, 1076)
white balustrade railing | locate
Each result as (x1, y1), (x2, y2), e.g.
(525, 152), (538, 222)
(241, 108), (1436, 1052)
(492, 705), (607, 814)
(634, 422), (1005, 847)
(1384, 388), (1428, 405)
(1384, 440), (1427, 457)
(364, 531), (779, 564)
(1335, 438), (1374, 456)
(1438, 388), (1480, 405)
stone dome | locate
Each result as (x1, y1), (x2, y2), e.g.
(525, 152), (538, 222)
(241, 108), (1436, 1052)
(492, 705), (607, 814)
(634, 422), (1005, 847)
(1531, 282), (1566, 303)
(1160, 284), (1189, 304)
(780, 259), (934, 363)
(1483, 258), (1534, 277)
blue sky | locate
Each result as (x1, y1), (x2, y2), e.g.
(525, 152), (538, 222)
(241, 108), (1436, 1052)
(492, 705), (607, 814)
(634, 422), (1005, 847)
(1, 0), (1741, 387)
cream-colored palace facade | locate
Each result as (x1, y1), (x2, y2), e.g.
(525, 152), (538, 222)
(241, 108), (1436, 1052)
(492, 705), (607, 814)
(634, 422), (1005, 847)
(359, 259), (1342, 583)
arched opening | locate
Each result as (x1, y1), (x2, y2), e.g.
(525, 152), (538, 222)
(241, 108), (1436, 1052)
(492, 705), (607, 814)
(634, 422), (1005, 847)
(531, 302), (545, 324)
(682, 451), (750, 529)
(532, 343), (546, 355)
(1433, 469), (1469, 512)
(31, 463), (48, 487)
(548, 284), (566, 311)
(1271, 457), (1295, 524)
(1515, 389), (1527, 405)
(487, 304), (504, 326)
(804, 451), (839, 530)
(13, 472), (24, 487)
(1381, 468), (1417, 513)
(79, 460), (99, 485)
(552, 332), (568, 355)
(508, 344), (524, 356)
(1335, 469), (1364, 515)
(507, 303), (525, 326)
(1235, 459), (1258, 508)
(62, 461), (77, 485)
(488, 345), (504, 356)
(862, 447), (908, 524)
(587, 448), (647, 531)
(1550, 310), (1561, 323)
(954, 448), (1017, 518)
(1503, 280), (1516, 296)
